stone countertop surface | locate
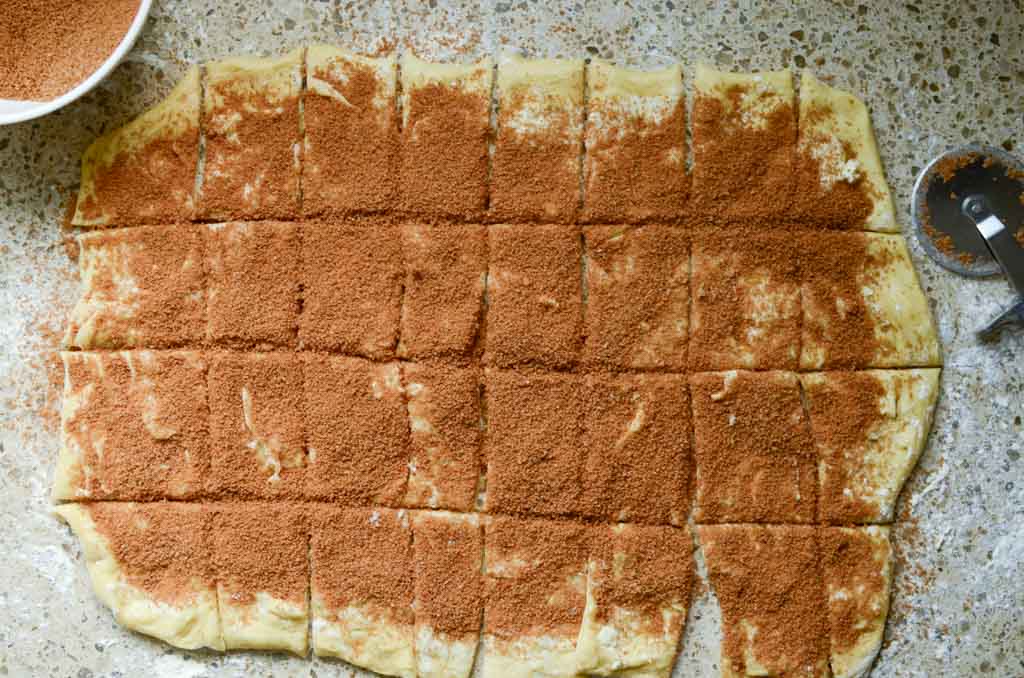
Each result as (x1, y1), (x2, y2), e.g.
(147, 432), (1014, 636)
(1, 1), (1021, 676)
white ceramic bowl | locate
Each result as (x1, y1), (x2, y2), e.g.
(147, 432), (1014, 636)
(0, 0), (153, 126)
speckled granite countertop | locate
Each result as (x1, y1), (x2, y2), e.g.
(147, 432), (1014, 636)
(1, 1), (1021, 676)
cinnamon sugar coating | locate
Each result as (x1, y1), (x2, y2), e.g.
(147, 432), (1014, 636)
(484, 369), (585, 517)
(303, 355), (409, 504)
(205, 222), (301, 349)
(207, 352), (306, 499)
(700, 524), (831, 678)
(583, 224), (689, 370)
(485, 224), (582, 369)
(398, 223), (487, 361)
(58, 351), (209, 501)
(581, 372), (692, 525)
(299, 222), (403, 359)
(57, 54), (942, 676)
(690, 370), (818, 523)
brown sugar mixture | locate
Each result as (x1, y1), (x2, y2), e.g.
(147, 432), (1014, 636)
(690, 86), (796, 222)
(0, 0), (141, 101)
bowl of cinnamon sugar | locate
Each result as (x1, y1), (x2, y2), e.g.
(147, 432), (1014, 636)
(0, 0), (152, 125)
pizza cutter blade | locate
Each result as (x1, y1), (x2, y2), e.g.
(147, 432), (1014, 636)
(912, 145), (1024, 340)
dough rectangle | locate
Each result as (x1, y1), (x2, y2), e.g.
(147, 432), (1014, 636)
(691, 65), (797, 221)
(583, 224), (689, 371)
(399, 54), (493, 217)
(689, 370), (818, 523)
(73, 66), (201, 227)
(199, 50), (303, 220)
(302, 355), (409, 504)
(490, 55), (584, 223)
(484, 223), (583, 369)
(303, 46), (398, 216)
(212, 502), (309, 655)
(204, 221), (301, 349)
(583, 60), (688, 223)
(64, 224), (206, 351)
(207, 351), (307, 499)
(55, 350), (210, 501)
(299, 221), (403, 359)
(398, 222), (487, 361)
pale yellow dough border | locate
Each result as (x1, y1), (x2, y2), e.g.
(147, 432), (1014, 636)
(400, 53), (493, 130)
(799, 72), (898, 232)
(694, 64), (794, 129)
(218, 588), (308, 655)
(825, 526), (893, 678)
(575, 525), (690, 678)
(802, 233), (942, 369)
(55, 504), (224, 651)
(802, 368), (941, 522)
(497, 53), (584, 138)
(72, 66), (201, 227)
(306, 44), (396, 111)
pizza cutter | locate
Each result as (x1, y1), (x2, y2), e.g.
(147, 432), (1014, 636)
(912, 145), (1024, 340)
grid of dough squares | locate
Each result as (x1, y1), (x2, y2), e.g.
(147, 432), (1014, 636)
(54, 46), (943, 678)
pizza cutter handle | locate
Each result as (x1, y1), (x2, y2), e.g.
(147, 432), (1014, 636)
(962, 195), (1024, 296)
(977, 298), (1024, 342)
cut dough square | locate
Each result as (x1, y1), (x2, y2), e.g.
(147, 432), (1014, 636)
(491, 55), (584, 222)
(204, 221), (300, 349)
(691, 65), (796, 221)
(485, 224), (583, 369)
(303, 46), (397, 216)
(581, 373), (692, 526)
(483, 370), (585, 518)
(403, 363), (482, 512)
(64, 224), (205, 350)
(583, 60), (688, 223)
(799, 232), (942, 369)
(583, 225), (689, 370)
(412, 511), (484, 678)
(820, 526), (893, 678)
(399, 54), (493, 216)
(481, 516), (590, 678)
(801, 369), (941, 523)
(55, 351), (209, 501)
(300, 222), (403, 359)
(311, 506), (416, 678)
(212, 503), (309, 655)
(199, 49), (302, 220)
(55, 502), (223, 651)
(689, 370), (817, 523)
(398, 223), (487, 360)
(303, 355), (409, 504)
(796, 72), (897, 232)
(576, 524), (694, 678)
(689, 233), (801, 371)
(207, 351), (306, 499)
(699, 524), (830, 678)
(73, 66), (200, 226)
